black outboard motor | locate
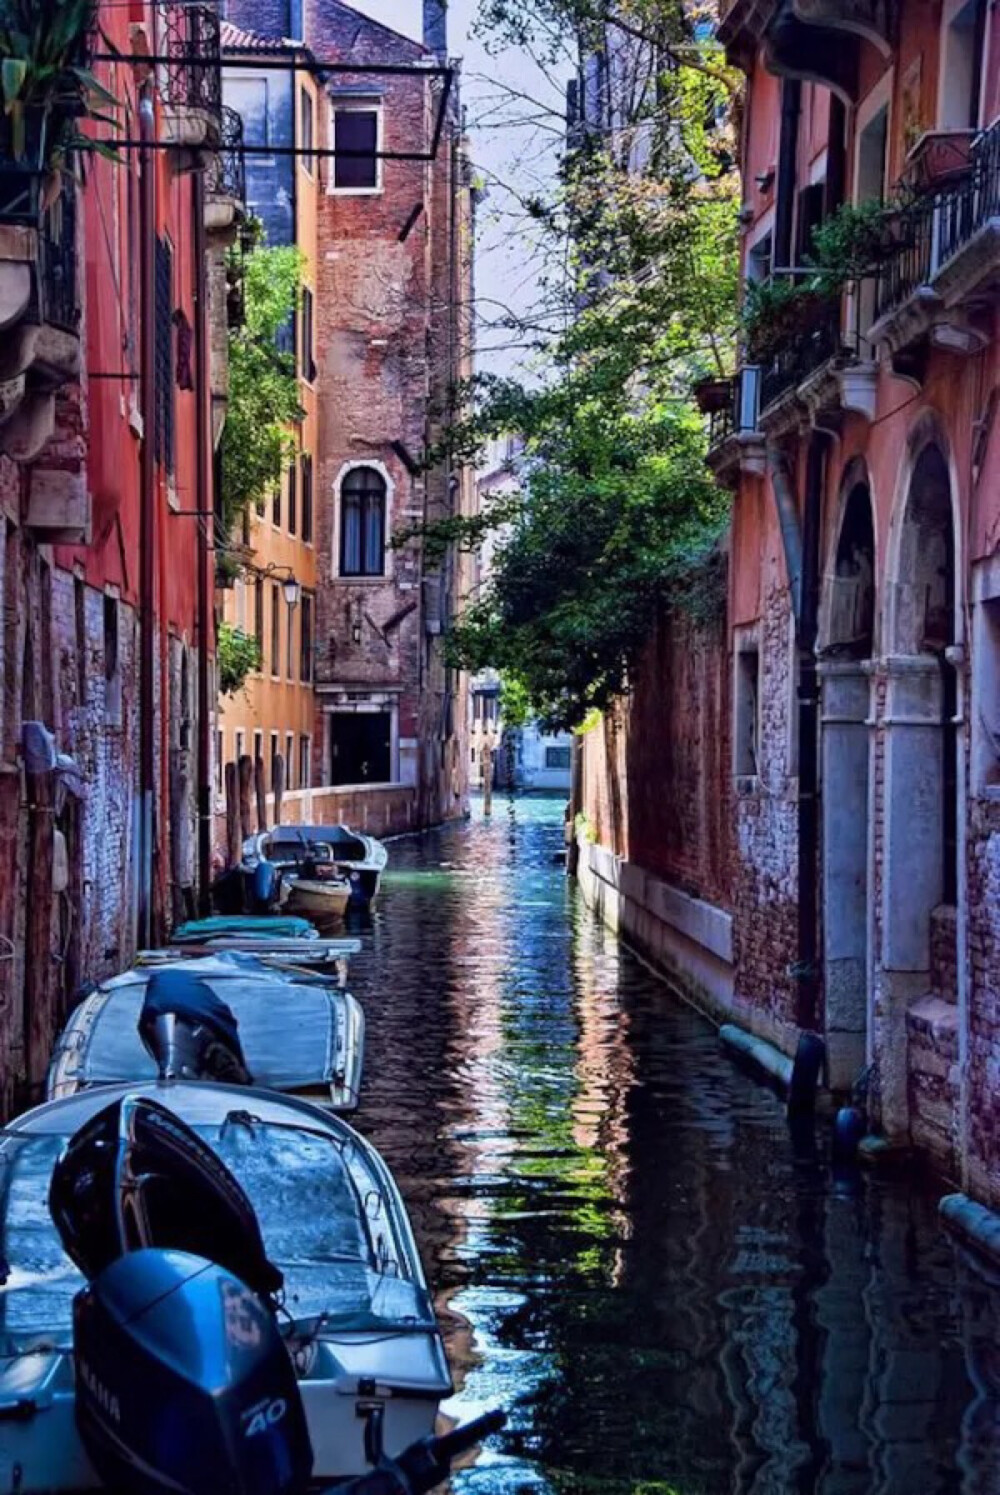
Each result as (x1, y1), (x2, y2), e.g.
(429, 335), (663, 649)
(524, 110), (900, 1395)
(50, 1095), (308, 1495)
(49, 1095), (503, 1495)
(138, 968), (253, 1085)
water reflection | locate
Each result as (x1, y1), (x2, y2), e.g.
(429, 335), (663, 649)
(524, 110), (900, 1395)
(349, 796), (1000, 1495)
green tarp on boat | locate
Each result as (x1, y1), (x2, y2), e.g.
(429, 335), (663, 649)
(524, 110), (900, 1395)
(171, 915), (319, 943)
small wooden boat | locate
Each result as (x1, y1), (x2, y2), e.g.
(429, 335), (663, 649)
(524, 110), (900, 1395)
(46, 954), (365, 1110)
(246, 825), (388, 907)
(0, 1081), (452, 1492)
(282, 870), (353, 921)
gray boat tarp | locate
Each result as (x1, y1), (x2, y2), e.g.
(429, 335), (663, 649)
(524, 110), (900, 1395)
(67, 958), (348, 1090)
(0, 1119), (433, 1354)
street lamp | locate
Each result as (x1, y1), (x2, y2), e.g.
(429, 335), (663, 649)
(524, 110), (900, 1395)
(282, 576), (301, 608)
(250, 562), (301, 607)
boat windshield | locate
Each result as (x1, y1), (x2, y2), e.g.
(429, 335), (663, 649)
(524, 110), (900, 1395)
(0, 1118), (434, 1356)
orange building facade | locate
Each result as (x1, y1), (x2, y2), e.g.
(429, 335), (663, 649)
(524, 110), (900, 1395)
(215, 26), (320, 828)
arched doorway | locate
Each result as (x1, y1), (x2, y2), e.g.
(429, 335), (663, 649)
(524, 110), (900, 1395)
(819, 475), (876, 1091)
(879, 439), (959, 1137)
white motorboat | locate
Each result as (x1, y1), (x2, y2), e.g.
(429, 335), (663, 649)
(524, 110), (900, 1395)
(46, 955), (365, 1111)
(0, 1081), (453, 1493)
(246, 826), (388, 908)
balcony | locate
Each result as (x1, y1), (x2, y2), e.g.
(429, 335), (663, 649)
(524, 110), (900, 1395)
(704, 366), (766, 485)
(871, 115), (1000, 370)
(160, 3), (223, 151)
(204, 105), (246, 240)
(0, 187), (88, 537)
(722, 0), (891, 97)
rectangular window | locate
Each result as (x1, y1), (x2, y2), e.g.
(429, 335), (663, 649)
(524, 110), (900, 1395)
(299, 85), (315, 173)
(734, 642), (760, 779)
(285, 732), (295, 789)
(300, 592), (313, 682)
(299, 734), (311, 789)
(301, 453), (313, 544)
(234, 576), (246, 631)
(254, 578), (264, 657)
(154, 237), (174, 474)
(104, 595), (122, 725)
(215, 729), (223, 793)
(972, 595), (1000, 793)
(545, 745), (572, 770)
(301, 287), (316, 381)
(235, 729), (245, 766)
(333, 106), (380, 191)
(272, 480), (281, 528)
(288, 460), (297, 536)
(227, 77), (269, 150)
(286, 599), (296, 679)
(271, 582), (281, 675)
(270, 731), (280, 790)
(253, 729), (263, 769)
(74, 575), (87, 705)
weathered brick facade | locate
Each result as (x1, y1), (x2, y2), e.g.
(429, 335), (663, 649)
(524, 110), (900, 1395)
(222, 0), (476, 829)
(0, 0), (227, 1113)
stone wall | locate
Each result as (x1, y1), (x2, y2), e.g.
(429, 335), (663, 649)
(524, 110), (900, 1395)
(213, 781), (420, 851)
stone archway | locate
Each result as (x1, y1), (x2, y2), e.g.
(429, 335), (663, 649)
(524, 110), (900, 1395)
(819, 473), (876, 1090)
(879, 437), (960, 1144)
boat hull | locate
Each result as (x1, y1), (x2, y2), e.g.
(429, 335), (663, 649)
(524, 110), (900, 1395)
(0, 1334), (447, 1491)
(284, 879), (352, 921)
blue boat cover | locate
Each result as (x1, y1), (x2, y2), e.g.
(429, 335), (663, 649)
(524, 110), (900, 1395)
(172, 915), (318, 942)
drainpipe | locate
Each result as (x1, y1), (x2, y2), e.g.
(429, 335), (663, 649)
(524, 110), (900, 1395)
(795, 432), (826, 1034)
(138, 83), (156, 950)
(193, 166), (213, 913)
(774, 80), (801, 272)
(767, 447), (803, 625)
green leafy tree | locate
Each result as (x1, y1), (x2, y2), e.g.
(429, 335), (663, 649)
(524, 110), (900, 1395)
(219, 237), (304, 534)
(406, 0), (739, 731)
(217, 623), (262, 697)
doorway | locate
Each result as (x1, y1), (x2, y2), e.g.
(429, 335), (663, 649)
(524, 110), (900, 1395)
(329, 711), (392, 786)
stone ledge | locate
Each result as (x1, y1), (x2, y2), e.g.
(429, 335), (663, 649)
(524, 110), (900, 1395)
(940, 1193), (1000, 1267)
(719, 1023), (794, 1092)
(617, 858), (734, 963)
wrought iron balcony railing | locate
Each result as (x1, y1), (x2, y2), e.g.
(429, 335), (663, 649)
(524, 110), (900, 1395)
(205, 105), (246, 203)
(161, 3), (222, 118)
(27, 186), (80, 335)
(876, 114), (1000, 319)
(759, 299), (841, 412)
(707, 366), (763, 448)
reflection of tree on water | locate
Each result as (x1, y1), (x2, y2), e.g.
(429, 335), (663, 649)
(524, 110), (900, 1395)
(348, 798), (1000, 1495)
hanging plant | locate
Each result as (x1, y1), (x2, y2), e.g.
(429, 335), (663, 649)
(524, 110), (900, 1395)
(0, 0), (120, 200)
(218, 623), (262, 697)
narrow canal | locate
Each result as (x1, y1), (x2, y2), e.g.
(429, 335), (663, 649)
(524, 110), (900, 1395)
(350, 795), (1000, 1495)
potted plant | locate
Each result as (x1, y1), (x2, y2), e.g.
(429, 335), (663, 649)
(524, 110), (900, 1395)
(904, 129), (976, 191)
(0, 0), (119, 221)
(693, 374), (733, 414)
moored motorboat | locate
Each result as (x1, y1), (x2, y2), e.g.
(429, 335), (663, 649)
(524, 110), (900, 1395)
(282, 871), (353, 922)
(246, 826), (388, 908)
(46, 955), (365, 1110)
(0, 1082), (453, 1493)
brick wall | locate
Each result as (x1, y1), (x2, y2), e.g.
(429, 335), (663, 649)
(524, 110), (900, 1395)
(580, 590), (734, 912)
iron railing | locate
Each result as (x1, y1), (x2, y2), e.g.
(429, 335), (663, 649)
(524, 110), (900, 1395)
(759, 299), (842, 412)
(27, 186), (80, 333)
(877, 114), (1000, 317)
(161, 3), (222, 117)
(707, 365), (762, 450)
(205, 105), (246, 203)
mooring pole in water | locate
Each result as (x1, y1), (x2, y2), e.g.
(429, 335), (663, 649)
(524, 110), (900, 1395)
(482, 729), (494, 816)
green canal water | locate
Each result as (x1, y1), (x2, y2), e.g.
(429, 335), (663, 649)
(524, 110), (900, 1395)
(349, 794), (1000, 1495)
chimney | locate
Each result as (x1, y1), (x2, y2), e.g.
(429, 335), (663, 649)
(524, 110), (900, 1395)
(423, 0), (447, 59)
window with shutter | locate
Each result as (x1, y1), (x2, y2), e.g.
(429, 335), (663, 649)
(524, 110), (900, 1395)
(333, 107), (380, 190)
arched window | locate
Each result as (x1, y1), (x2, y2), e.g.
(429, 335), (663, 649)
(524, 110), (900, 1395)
(340, 466), (386, 577)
